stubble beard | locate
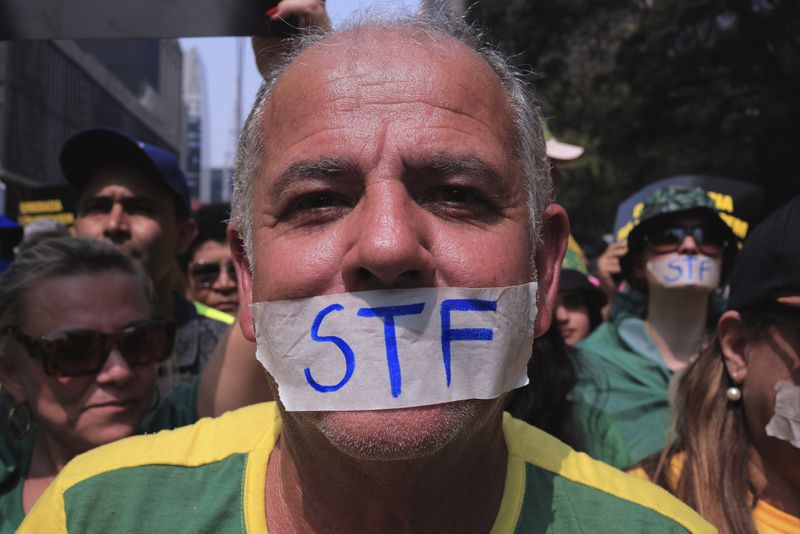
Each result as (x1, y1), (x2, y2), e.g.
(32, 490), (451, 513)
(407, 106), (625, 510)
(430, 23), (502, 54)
(297, 398), (502, 462)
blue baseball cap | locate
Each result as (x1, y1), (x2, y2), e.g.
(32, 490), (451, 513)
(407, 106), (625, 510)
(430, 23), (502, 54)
(60, 128), (190, 219)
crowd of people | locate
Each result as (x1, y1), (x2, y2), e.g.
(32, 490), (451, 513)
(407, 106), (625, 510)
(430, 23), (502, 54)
(0, 3), (796, 534)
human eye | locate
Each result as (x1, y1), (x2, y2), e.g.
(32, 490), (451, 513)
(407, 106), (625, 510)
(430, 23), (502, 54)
(281, 191), (353, 225)
(422, 185), (497, 219)
(79, 197), (112, 215)
(121, 199), (157, 216)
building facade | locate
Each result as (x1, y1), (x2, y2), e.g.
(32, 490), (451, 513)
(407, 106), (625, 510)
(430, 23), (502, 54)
(205, 166), (233, 204)
(182, 47), (206, 201)
(0, 39), (183, 221)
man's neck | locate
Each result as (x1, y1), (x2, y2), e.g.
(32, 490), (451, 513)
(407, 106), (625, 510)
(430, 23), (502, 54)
(265, 411), (508, 533)
(645, 288), (710, 370)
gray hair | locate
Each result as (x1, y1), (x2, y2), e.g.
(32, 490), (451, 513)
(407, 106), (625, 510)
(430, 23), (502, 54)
(231, 13), (553, 267)
(0, 236), (154, 365)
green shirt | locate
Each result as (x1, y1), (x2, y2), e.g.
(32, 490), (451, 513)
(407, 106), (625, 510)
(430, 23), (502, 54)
(573, 315), (674, 466)
(568, 397), (633, 468)
(20, 402), (713, 533)
(0, 380), (198, 533)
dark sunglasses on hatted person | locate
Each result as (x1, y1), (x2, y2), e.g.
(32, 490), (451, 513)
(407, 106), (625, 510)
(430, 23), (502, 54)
(8, 320), (175, 377)
(643, 225), (729, 256)
(189, 261), (237, 289)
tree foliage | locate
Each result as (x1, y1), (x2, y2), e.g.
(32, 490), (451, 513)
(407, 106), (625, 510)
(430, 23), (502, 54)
(468, 0), (800, 244)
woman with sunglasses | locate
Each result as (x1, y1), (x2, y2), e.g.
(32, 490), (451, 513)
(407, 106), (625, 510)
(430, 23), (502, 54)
(0, 237), (261, 531)
(570, 185), (737, 467)
(633, 197), (800, 533)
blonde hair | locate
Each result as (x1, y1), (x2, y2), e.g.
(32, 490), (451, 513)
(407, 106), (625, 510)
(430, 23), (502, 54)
(0, 236), (154, 367)
(642, 307), (792, 534)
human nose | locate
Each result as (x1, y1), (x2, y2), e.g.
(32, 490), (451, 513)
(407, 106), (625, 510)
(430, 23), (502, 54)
(103, 202), (130, 241)
(95, 347), (133, 385)
(555, 304), (569, 323)
(677, 234), (699, 254)
(212, 264), (237, 292)
(341, 184), (435, 291)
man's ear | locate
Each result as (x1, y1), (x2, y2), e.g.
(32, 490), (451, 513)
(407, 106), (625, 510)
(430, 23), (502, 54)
(228, 225), (256, 342)
(533, 204), (569, 337)
(717, 310), (748, 383)
(175, 218), (198, 255)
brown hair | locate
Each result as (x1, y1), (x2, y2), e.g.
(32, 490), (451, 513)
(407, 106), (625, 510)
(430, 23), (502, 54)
(641, 307), (792, 534)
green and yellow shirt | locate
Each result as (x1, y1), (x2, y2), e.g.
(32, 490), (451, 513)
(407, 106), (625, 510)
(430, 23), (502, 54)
(0, 380), (198, 533)
(21, 403), (714, 533)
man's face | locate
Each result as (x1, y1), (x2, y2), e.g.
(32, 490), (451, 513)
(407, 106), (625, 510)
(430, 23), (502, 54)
(73, 168), (189, 285)
(187, 239), (239, 314)
(234, 31), (566, 458)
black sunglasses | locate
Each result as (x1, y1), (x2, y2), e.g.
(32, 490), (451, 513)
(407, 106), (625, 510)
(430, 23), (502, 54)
(189, 261), (237, 289)
(10, 320), (175, 377)
(643, 225), (729, 256)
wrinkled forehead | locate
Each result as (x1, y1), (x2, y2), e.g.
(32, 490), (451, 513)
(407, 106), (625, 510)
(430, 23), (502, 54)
(262, 26), (516, 145)
(21, 271), (152, 328)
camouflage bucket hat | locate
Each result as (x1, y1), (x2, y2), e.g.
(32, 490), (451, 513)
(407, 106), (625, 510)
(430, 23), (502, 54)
(620, 185), (737, 286)
(636, 185), (717, 225)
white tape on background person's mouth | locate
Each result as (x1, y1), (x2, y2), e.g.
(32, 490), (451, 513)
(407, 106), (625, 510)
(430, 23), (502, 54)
(765, 380), (800, 449)
(251, 282), (538, 411)
(646, 255), (720, 289)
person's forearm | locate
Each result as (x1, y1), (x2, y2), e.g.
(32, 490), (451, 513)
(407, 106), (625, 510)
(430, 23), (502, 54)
(253, 0), (331, 77)
(197, 317), (272, 418)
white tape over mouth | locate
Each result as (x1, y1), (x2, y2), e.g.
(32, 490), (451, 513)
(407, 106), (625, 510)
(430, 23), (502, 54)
(765, 380), (800, 449)
(251, 282), (537, 411)
(646, 255), (720, 289)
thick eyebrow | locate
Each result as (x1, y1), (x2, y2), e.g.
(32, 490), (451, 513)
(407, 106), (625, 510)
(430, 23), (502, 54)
(270, 156), (358, 202)
(78, 195), (113, 211)
(268, 153), (509, 203)
(408, 154), (505, 184)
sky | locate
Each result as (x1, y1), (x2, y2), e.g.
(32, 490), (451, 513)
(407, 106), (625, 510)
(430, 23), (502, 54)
(180, 0), (419, 168)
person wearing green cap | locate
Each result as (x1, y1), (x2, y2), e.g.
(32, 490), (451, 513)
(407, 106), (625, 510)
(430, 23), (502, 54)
(556, 237), (607, 346)
(571, 185), (737, 467)
(507, 237), (632, 468)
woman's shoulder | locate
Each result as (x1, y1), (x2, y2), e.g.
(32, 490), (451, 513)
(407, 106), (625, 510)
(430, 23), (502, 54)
(627, 451), (685, 489)
(753, 499), (800, 534)
(567, 397), (632, 469)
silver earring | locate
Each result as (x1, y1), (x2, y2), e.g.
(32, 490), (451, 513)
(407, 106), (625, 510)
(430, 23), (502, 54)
(726, 386), (742, 402)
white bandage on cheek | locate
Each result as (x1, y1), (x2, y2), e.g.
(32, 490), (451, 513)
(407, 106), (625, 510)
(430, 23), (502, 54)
(646, 255), (720, 288)
(765, 380), (800, 449)
(251, 282), (538, 411)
